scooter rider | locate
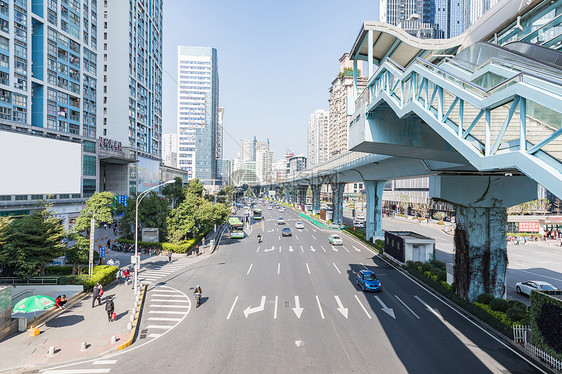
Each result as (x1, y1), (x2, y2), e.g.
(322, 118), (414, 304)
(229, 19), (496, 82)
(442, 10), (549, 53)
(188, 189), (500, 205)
(257, 233), (262, 243)
(194, 285), (202, 307)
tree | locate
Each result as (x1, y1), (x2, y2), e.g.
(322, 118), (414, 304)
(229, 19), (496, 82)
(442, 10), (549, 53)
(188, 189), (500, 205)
(0, 208), (66, 279)
(73, 192), (115, 275)
(161, 177), (185, 208)
(554, 198), (562, 214)
(0, 217), (12, 276)
(185, 179), (204, 198)
(195, 200), (230, 231)
(167, 193), (201, 244)
(121, 192), (170, 241)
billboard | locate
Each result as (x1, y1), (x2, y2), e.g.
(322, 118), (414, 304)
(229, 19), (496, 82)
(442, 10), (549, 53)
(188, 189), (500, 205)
(137, 156), (161, 193)
(0, 131), (81, 195)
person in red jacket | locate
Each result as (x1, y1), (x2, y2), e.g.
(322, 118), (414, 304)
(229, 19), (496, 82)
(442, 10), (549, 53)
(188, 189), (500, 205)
(55, 295), (64, 309)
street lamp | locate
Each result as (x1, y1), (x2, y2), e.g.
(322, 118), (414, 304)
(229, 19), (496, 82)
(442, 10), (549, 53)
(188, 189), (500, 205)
(134, 179), (175, 294)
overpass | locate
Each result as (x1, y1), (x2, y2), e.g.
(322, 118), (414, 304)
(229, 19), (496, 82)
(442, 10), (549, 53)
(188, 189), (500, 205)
(255, 0), (562, 301)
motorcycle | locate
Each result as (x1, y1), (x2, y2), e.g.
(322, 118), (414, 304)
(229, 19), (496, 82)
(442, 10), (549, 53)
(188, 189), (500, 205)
(257, 234), (262, 243)
(194, 292), (201, 308)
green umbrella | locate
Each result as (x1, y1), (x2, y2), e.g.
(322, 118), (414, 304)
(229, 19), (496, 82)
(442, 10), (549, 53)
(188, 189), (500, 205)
(12, 295), (55, 328)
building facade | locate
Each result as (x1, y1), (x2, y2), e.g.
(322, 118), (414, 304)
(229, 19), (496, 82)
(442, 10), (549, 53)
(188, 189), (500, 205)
(256, 149), (274, 184)
(307, 109), (329, 167)
(177, 46), (219, 186)
(328, 53), (367, 158)
(288, 155), (306, 178)
(162, 133), (177, 168)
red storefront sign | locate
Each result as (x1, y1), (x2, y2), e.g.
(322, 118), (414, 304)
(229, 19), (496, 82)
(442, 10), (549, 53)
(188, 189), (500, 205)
(519, 222), (540, 232)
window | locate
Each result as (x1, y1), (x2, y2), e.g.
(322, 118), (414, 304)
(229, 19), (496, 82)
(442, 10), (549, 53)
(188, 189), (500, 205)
(83, 155), (96, 176)
(14, 74), (26, 90)
(15, 195), (28, 201)
(0, 53), (8, 69)
(0, 106), (11, 119)
(83, 141), (96, 153)
(83, 179), (96, 197)
(0, 36), (8, 51)
(13, 94), (26, 107)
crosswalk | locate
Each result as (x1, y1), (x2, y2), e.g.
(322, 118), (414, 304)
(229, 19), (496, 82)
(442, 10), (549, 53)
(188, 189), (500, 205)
(42, 359), (117, 373)
(137, 256), (205, 285)
(143, 285), (190, 339)
(226, 294), (439, 322)
(256, 245), (360, 253)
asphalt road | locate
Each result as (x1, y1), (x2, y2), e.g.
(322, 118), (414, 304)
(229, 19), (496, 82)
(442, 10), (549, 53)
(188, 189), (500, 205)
(342, 209), (562, 305)
(46, 204), (547, 373)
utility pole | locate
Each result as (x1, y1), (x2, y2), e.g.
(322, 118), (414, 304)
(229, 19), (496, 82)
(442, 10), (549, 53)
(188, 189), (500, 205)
(88, 211), (95, 276)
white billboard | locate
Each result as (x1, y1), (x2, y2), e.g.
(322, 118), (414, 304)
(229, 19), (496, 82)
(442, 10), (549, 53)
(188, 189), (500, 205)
(0, 131), (82, 195)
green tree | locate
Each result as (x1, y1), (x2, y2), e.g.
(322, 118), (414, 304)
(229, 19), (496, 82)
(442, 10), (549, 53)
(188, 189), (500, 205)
(185, 179), (204, 198)
(167, 193), (201, 244)
(0, 208), (66, 279)
(195, 200), (230, 231)
(161, 177), (185, 208)
(121, 192), (170, 241)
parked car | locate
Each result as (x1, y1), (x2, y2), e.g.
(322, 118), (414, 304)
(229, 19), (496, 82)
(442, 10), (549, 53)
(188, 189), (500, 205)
(356, 270), (382, 292)
(356, 214), (365, 221)
(354, 221), (365, 228)
(295, 222), (304, 229)
(515, 280), (558, 296)
(281, 227), (292, 237)
(328, 223), (345, 230)
(328, 234), (343, 245)
(277, 217), (285, 225)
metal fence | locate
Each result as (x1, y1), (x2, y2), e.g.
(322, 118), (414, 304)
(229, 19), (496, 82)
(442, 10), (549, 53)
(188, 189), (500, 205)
(0, 277), (58, 285)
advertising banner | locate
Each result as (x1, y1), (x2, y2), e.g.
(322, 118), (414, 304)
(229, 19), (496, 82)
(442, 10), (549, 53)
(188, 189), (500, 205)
(138, 157), (161, 193)
(519, 222), (540, 232)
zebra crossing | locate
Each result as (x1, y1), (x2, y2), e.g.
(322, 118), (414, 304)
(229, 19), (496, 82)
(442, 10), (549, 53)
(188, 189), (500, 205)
(137, 256), (205, 284)
(41, 359), (117, 373)
(143, 286), (190, 339)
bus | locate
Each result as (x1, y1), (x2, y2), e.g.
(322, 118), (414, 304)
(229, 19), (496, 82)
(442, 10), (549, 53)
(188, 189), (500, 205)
(228, 217), (245, 239)
(253, 208), (262, 220)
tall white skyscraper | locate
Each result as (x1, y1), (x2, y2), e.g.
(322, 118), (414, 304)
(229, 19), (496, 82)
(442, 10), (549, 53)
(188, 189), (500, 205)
(163, 134), (178, 168)
(307, 109), (329, 167)
(177, 46), (219, 185)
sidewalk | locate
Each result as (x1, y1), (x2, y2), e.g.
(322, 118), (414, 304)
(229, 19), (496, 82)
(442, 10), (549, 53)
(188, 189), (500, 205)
(0, 277), (136, 373)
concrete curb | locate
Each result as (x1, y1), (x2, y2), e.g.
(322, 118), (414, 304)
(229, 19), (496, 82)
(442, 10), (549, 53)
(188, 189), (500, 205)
(116, 284), (146, 351)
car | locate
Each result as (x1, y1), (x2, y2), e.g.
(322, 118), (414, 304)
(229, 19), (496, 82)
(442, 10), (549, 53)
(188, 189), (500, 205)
(515, 280), (558, 296)
(281, 227), (292, 236)
(268, 206), (273, 210)
(327, 223), (345, 230)
(356, 270), (382, 292)
(277, 217), (285, 225)
(295, 222), (304, 229)
(356, 214), (365, 221)
(354, 221), (365, 228)
(280, 207), (285, 212)
(328, 234), (343, 245)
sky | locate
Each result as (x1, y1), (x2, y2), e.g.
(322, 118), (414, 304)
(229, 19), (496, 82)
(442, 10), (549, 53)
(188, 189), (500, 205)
(162, 0), (379, 161)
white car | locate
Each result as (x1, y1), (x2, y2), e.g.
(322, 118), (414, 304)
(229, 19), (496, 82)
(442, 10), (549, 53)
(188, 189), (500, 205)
(295, 222), (304, 229)
(328, 234), (343, 245)
(280, 207), (285, 212)
(277, 217), (285, 225)
(268, 206), (273, 210)
(515, 280), (557, 296)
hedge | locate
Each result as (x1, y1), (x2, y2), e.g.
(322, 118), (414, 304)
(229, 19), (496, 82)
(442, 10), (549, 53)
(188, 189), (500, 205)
(58, 265), (118, 292)
(116, 227), (212, 253)
(474, 302), (514, 327)
(530, 291), (562, 361)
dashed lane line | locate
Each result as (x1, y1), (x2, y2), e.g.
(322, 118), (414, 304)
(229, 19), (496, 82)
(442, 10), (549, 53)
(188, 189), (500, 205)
(247, 263), (253, 275)
(315, 295), (325, 319)
(226, 296), (239, 320)
(333, 263), (342, 274)
(354, 295), (372, 319)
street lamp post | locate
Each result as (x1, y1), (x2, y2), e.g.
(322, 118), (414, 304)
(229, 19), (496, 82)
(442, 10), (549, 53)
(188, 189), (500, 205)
(134, 180), (175, 294)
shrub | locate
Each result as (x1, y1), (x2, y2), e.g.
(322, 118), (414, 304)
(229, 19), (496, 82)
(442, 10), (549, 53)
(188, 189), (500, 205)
(423, 271), (432, 278)
(374, 239), (384, 247)
(45, 266), (74, 275)
(429, 268), (440, 277)
(489, 298), (510, 313)
(57, 265), (118, 292)
(430, 274), (438, 282)
(476, 293), (494, 305)
(474, 302), (513, 327)
(430, 259), (446, 270)
(413, 261), (423, 269)
(440, 281), (453, 291)
(508, 300), (527, 310)
(421, 263), (432, 272)
(406, 261), (414, 268)
(506, 307), (528, 323)
(437, 270), (447, 282)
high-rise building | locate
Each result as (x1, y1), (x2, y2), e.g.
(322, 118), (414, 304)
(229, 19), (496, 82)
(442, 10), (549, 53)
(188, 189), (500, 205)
(307, 109), (329, 167)
(256, 149), (274, 184)
(177, 46), (219, 185)
(162, 134), (178, 168)
(240, 136), (269, 162)
(0, 0), (100, 225)
(288, 155), (307, 178)
(328, 54), (367, 158)
(102, 0), (163, 194)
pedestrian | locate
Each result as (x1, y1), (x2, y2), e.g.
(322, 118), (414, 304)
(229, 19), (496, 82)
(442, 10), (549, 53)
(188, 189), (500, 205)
(115, 258), (120, 268)
(195, 245), (199, 256)
(60, 294), (67, 308)
(55, 295), (63, 309)
(123, 269), (130, 284)
(107, 239), (111, 249)
(92, 283), (102, 307)
(168, 250), (172, 263)
(105, 296), (115, 322)
(202, 237), (206, 247)
(107, 257), (115, 266)
(117, 269), (123, 284)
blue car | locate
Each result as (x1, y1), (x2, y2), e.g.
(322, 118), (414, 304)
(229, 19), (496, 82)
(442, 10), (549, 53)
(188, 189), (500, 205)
(356, 270), (381, 292)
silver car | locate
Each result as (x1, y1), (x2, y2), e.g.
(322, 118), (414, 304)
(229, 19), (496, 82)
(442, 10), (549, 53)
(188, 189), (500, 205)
(515, 280), (557, 296)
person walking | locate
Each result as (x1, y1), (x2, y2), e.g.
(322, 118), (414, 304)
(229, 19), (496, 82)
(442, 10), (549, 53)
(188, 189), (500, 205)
(168, 250), (172, 263)
(92, 283), (102, 307)
(105, 296), (115, 322)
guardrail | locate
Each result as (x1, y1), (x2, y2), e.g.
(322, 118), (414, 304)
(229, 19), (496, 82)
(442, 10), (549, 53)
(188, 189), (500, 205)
(0, 277), (58, 285)
(11, 290), (33, 307)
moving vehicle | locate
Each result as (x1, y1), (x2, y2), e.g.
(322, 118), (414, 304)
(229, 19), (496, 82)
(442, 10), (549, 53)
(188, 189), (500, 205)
(356, 214), (366, 221)
(277, 217), (285, 225)
(327, 223), (345, 230)
(194, 292), (201, 308)
(356, 270), (382, 292)
(354, 221), (365, 228)
(253, 208), (262, 220)
(515, 280), (557, 296)
(280, 207), (285, 212)
(281, 227), (292, 236)
(268, 206), (273, 210)
(328, 234), (343, 245)
(228, 217), (245, 239)
(295, 222), (304, 229)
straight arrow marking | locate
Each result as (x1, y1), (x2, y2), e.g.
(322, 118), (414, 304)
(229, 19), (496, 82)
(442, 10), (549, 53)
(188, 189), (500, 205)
(315, 295), (325, 319)
(333, 262), (341, 274)
(288, 246), (294, 252)
(331, 246), (338, 252)
(244, 296), (266, 318)
(395, 295), (420, 319)
(292, 296), (304, 319)
(334, 296), (348, 319)
(374, 295), (396, 319)
(353, 246), (361, 252)
(354, 295), (372, 319)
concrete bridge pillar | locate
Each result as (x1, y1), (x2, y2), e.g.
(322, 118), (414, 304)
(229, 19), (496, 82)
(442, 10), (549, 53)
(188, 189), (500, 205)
(291, 186), (298, 205)
(365, 180), (386, 241)
(430, 175), (537, 301)
(330, 183), (345, 224)
(284, 187), (290, 203)
(297, 186), (307, 209)
(311, 185), (321, 213)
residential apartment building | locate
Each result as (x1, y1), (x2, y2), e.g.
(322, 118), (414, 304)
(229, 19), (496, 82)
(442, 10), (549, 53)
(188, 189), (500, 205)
(256, 149), (274, 184)
(177, 46), (219, 186)
(102, 0), (163, 194)
(307, 109), (329, 167)
(162, 133), (177, 168)
(288, 155), (306, 178)
(328, 53), (367, 158)
(0, 0), (101, 228)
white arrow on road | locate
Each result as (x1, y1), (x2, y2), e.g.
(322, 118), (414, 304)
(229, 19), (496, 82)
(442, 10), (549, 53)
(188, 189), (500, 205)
(288, 245), (294, 252)
(331, 246), (338, 252)
(244, 296), (266, 318)
(334, 296), (348, 319)
(292, 296), (304, 319)
(374, 295), (396, 319)
(414, 296), (442, 318)
(264, 246), (275, 252)
(268, 229), (275, 232)
(310, 246), (316, 252)
(352, 246), (361, 252)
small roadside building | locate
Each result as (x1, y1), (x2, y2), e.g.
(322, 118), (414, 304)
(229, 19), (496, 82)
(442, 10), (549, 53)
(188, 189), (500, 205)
(384, 231), (435, 265)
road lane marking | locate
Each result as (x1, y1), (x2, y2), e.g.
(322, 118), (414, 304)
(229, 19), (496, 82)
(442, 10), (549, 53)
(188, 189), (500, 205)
(360, 262), (368, 269)
(279, 245), (282, 253)
(150, 299), (189, 303)
(146, 325), (174, 329)
(306, 263), (311, 274)
(353, 246), (361, 252)
(295, 235), (299, 240)
(312, 235), (317, 240)
(394, 295), (420, 319)
(148, 333), (162, 338)
(374, 296), (396, 319)
(333, 263), (341, 274)
(226, 296), (238, 320)
(151, 294), (186, 298)
(278, 236), (281, 240)
(149, 305), (189, 308)
(312, 229), (317, 232)
(354, 295), (372, 319)
(334, 296), (349, 318)
(321, 245), (326, 252)
(43, 370), (111, 374)
(315, 295), (325, 319)
(246, 263), (253, 275)
(300, 245), (304, 252)
(305, 228), (308, 231)
(256, 246), (260, 253)
(293, 296), (304, 319)
(148, 317), (182, 321)
(343, 246), (350, 253)
(148, 311), (186, 315)
(278, 263), (280, 274)
(414, 296), (442, 317)
(93, 360), (117, 365)
(274, 295), (278, 319)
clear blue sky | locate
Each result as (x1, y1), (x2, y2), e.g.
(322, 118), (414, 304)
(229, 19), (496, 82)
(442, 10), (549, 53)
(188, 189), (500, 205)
(162, 0), (379, 161)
